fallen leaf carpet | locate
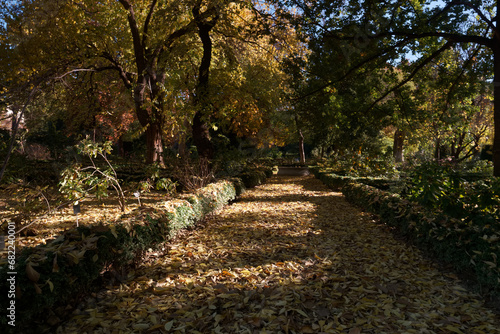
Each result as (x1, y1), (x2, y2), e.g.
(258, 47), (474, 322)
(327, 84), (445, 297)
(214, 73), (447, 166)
(57, 175), (500, 334)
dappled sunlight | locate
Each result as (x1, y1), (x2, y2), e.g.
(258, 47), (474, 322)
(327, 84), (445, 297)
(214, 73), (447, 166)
(58, 176), (500, 333)
(0, 189), (169, 256)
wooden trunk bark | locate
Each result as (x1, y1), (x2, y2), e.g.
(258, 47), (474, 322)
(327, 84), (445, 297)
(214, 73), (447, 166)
(191, 5), (218, 160)
(134, 92), (165, 165)
(145, 121), (164, 165)
(393, 129), (405, 163)
(298, 129), (306, 165)
(192, 110), (214, 160)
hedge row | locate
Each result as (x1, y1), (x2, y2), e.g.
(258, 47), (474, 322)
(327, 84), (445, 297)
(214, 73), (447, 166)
(311, 168), (399, 191)
(312, 168), (500, 297)
(340, 181), (500, 296)
(1, 168), (271, 333)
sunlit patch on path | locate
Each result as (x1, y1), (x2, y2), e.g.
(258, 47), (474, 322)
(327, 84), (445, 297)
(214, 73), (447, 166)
(58, 176), (500, 333)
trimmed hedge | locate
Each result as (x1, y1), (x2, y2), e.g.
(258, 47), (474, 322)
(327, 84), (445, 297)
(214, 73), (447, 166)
(341, 181), (500, 296)
(312, 169), (400, 191)
(0, 170), (270, 333)
(240, 166), (273, 188)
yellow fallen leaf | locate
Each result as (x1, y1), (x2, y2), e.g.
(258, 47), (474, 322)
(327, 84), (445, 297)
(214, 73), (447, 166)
(46, 279), (54, 292)
(52, 254), (59, 273)
(132, 323), (150, 330)
(445, 325), (464, 334)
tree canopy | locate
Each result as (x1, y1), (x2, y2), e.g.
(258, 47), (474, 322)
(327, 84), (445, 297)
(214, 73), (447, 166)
(0, 0), (497, 175)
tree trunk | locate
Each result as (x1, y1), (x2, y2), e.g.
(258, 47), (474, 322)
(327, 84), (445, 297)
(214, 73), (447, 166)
(191, 4), (218, 160)
(393, 129), (405, 163)
(0, 88), (37, 182)
(0, 109), (22, 183)
(192, 110), (213, 159)
(435, 137), (441, 161)
(298, 129), (306, 164)
(145, 121), (164, 165)
(134, 96), (165, 165)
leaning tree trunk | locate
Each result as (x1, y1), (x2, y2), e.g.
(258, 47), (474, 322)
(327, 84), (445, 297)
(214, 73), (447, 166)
(298, 129), (306, 165)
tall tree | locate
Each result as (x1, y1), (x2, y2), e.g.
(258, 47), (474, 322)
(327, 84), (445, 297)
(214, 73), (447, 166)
(2, 0), (296, 165)
(191, 0), (221, 160)
(276, 0), (500, 175)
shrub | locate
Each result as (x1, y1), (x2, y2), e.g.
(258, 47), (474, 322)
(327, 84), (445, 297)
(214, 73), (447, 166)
(173, 157), (215, 192)
(0, 179), (243, 333)
(342, 181), (500, 296)
(59, 139), (126, 212)
(403, 161), (499, 227)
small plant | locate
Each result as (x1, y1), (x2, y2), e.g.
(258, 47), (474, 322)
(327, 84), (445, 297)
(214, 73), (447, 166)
(173, 157), (215, 191)
(59, 138), (126, 212)
(403, 160), (499, 225)
(138, 163), (177, 195)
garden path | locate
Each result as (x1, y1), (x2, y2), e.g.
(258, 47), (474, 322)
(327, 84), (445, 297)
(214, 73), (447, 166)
(58, 175), (500, 333)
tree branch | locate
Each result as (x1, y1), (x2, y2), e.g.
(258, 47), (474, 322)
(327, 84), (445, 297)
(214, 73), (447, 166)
(384, 31), (494, 48)
(143, 0), (157, 48)
(430, 1), (498, 36)
(101, 52), (134, 89)
(118, 0), (146, 73)
(294, 36), (415, 100)
(366, 41), (453, 111)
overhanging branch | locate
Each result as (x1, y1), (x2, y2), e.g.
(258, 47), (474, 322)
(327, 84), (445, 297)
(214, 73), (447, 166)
(430, 1), (498, 37)
(366, 41), (453, 111)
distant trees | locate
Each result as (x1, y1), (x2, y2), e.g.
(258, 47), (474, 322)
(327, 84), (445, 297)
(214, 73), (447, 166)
(0, 0), (296, 165)
(273, 0), (497, 174)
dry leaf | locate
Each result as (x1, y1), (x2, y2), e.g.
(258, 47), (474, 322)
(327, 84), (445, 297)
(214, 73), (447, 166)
(52, 254), (59, 273)
(26, 263), (40, 283)
(53, 176), (500, 333)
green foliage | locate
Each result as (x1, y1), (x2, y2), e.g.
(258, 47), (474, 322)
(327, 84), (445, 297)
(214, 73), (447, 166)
(238, 162), (273, 188)
(313, 168), (400, 192)
(59, 139), (125, 211)
(341, 180), (500, 297)
(155, 177), (177, 192)
(404, 161), (462, 209)
(0, 178), (244, 333)
(138, 163), (177, 195)
(318, 147), (398, 178)
(403, 161), (499, 225)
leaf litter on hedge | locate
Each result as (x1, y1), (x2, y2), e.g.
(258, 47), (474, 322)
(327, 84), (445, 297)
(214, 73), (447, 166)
(58, 176), (500, 334)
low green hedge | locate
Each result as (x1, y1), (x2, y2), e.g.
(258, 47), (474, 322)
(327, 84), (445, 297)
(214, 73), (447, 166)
(313, 169), (400, 191)
(240, 166), (273, 188)
(341, 181), (500, 296)
(0, 176), (260, 333)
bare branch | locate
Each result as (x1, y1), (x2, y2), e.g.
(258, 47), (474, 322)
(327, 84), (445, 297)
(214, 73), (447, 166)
(383, 31), (494, 48)
(55, 68), (98, 80)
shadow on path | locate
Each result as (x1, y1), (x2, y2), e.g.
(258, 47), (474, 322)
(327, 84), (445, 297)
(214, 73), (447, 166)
(59, 175), (500, 334)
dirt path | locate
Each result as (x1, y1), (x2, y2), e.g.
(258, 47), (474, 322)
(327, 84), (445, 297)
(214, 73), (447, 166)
(58, 176), (500, 333)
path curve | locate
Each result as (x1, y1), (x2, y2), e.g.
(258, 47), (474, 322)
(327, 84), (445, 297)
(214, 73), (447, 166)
(58, 176), (500, 333)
